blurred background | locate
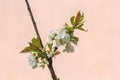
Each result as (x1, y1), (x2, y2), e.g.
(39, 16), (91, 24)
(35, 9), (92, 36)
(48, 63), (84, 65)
(0, 0), (120, 80)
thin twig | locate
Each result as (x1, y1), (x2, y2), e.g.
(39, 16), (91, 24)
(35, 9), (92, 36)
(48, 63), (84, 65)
(25, 0), (57, 80)
(25, 0), (43, 48)
(47, 57), (58, 80)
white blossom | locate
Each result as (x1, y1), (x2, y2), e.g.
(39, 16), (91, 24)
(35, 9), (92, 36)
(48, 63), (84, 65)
(38, 62), (45, 68)
(27, 54), (38, 69)
(62, 33), (71, 43)
(49, 30), (57, 41)
(62, 43), (74, 53)
(55, 29), (71, 47)
(72, 36), (79, 45)
(38, 59), (49, 68)
(48, 28), (77, 53)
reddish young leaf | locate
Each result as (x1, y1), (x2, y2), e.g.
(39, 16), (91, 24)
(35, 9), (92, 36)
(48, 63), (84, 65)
(74, 11), (82, 27)
(75, 11), (81, 22)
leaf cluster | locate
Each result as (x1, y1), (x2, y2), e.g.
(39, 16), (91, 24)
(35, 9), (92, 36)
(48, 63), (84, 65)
(20, 37), (47, 59)
(69, 11), (87, 32)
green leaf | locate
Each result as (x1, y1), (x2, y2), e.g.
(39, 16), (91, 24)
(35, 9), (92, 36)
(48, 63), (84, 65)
(20, 42), (41, 53)
(39, 52), (47, 60)
(65, 23), (74, 34)
(47, 42), (53, 50)
(65, 23), (70, 28)
(77, 27), (88, 32)
(31, 37), (41, 48)
(29, 43), (47, 59)
(75, 23), (84, 28)
(20, 46), (33, 53)
(70, 16), (75, 25)
(29, 42), (42, 52)
(20, 37), (43, 53)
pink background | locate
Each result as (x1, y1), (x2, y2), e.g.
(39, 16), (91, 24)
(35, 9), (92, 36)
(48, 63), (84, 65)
(0, 0), (120, 80)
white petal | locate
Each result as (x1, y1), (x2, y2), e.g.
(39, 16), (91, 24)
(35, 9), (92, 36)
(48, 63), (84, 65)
(27, 54), (38, 69)
(63, 43), (74, 53)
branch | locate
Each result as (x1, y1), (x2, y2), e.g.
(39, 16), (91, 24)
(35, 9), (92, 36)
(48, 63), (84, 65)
(25, 0), (43, 48)
(47, 58), (58, 80)
(25, 0), (57, 80)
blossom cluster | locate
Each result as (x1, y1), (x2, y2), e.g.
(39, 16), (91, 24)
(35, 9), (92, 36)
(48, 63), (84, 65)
(27, 53), (48, 68)
(21, 11), (87, 69)
(49, 27), (79, 53)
